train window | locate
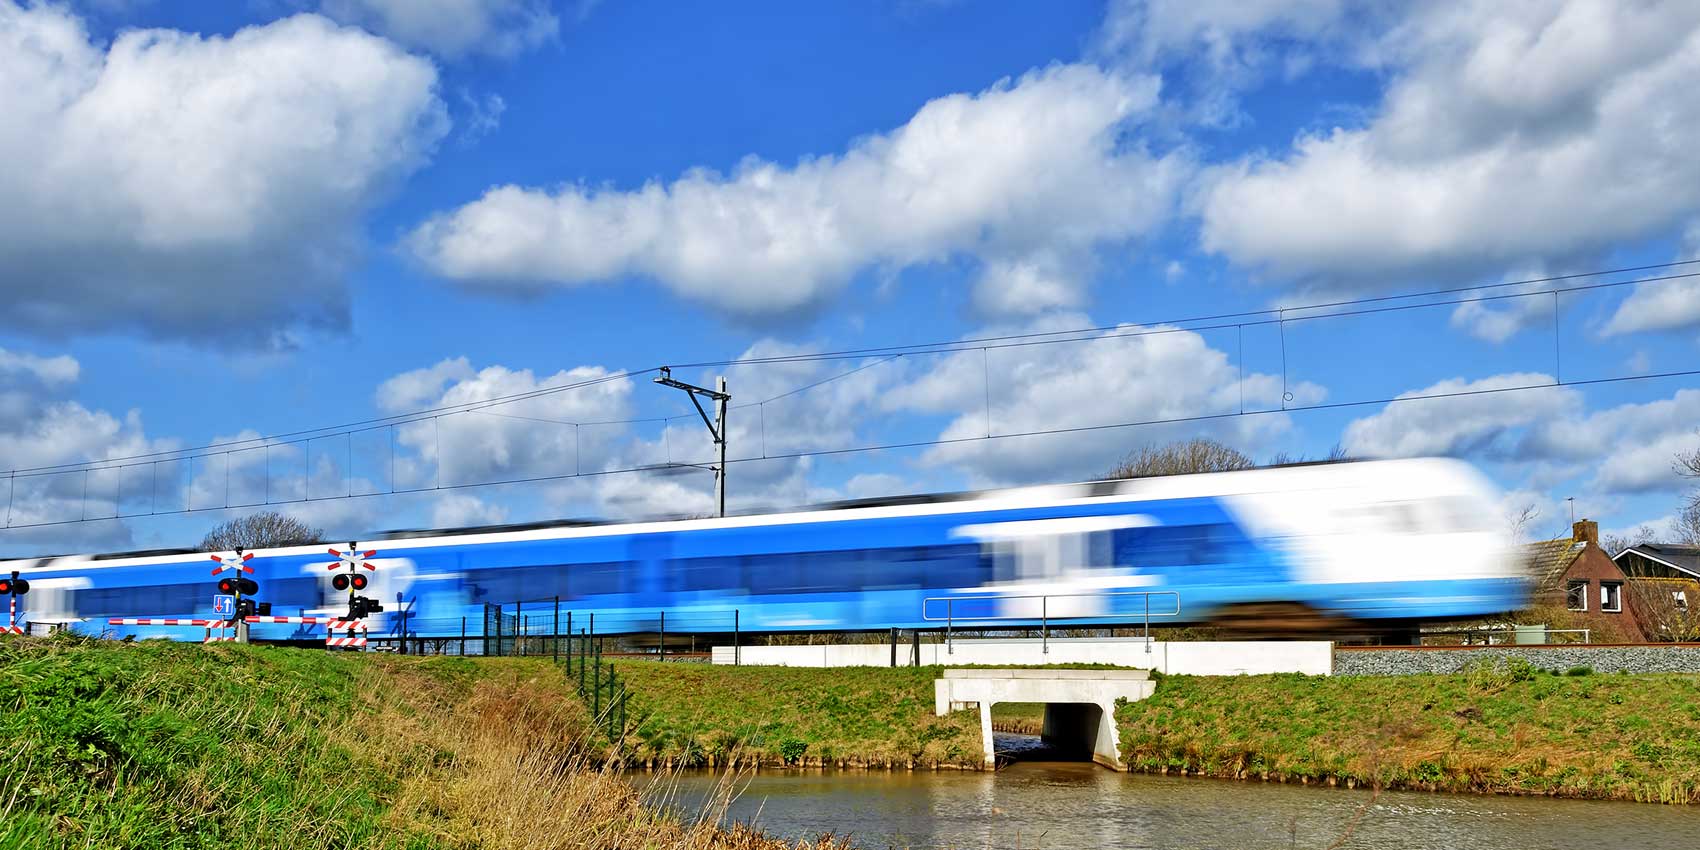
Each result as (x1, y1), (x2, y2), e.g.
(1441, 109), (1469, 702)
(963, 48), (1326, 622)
(268, 577), (320, 608)
(75, 584), (203, 617)
(906, 545), (987, 589)
(670, 556), (744, 593)
(746, 552), (852, 594)
(465, 564), (617, 603)
(1112, 524), (1244, 568)
(570, 562), (627, 597)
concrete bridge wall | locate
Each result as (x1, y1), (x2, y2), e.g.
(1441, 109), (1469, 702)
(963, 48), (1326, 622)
(933, 669), (1155, 769)
(713, 638), (1332, 675)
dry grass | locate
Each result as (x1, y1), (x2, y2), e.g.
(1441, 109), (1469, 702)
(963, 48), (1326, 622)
(363, 660), (851, 850)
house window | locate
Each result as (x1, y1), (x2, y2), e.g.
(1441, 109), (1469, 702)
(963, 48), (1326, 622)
(1565, 580), (1588, 612)
(1674, 590), (1689, 612)
(1600, 581), (1623, 613)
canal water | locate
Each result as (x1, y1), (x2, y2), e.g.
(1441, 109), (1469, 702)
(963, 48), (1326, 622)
(646, 742), (1696, 849)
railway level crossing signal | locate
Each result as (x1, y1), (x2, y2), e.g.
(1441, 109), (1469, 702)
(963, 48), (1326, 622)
(210, 550), (269, 643)
(326, 543), (382, 649)
(1, 570), (30, 635)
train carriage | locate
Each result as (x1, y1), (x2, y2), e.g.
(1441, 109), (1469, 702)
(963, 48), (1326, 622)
(1, 458), (1529, 641)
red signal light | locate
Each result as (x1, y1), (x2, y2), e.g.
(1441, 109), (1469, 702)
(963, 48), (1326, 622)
(332, 574), (350, 591)
(0, 579), (10, 595)
(217, 577), (237, 594)
(351, 574), (368, 591)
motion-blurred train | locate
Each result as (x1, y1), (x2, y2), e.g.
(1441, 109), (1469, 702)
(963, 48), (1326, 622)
(1, 458), (1529, 642)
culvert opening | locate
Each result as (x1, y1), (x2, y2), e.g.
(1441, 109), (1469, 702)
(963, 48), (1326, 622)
(990, 701), (1100, 765)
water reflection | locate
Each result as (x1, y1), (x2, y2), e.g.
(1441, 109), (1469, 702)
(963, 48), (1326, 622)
(650, 759), (1698, 850)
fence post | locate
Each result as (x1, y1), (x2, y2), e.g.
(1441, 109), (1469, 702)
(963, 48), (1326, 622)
(460, 616), (467, 656)
(659, 610), (665, 663)
(890, 626), (897, 667)
(579, 628), (587, 692)
(733, 609), (740, 666)
(553, 596), (560, 663)
(912, 629), (920, 666)
(606, 665), (616, 734)
(566, 611), (573, 669)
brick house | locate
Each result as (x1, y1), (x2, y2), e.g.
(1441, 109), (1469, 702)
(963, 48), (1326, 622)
(1527, 520), (1645, 642)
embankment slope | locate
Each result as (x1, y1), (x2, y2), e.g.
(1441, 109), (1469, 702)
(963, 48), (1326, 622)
(1115, 664), (1700, 803)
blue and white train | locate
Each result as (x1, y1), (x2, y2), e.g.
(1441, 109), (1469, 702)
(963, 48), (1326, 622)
(1, 458), (1529, 641)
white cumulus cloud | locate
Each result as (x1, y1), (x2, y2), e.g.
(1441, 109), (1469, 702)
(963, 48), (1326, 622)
(0, 4), (447, 344)
(407, 64), (1186, 319)
(318, 0), (558, 59)
(1198, 1), (1700, 300)
(892, 315), (1323, 486)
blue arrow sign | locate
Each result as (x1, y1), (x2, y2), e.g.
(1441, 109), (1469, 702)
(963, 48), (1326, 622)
(212, 594), (235, 616)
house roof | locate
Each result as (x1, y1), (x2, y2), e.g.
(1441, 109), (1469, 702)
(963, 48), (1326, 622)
(1614, 543), (1700, 579)
(1526, 536), (1585, 590)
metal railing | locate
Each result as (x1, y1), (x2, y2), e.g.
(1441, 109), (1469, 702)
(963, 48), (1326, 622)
(921, 590), (1180, 655)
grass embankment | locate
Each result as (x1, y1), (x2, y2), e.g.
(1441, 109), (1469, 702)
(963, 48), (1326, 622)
(989, 703), (1046, 735)
(1116, 662), (1700, 803)
(616, 662), (982, 769)
(0, 637), (844, 849)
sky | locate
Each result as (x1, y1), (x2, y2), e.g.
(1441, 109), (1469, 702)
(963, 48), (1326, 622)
(4, 0), (1700, 556)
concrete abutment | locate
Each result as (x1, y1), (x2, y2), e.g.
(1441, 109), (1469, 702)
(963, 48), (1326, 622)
(933, 669), (1153, 770)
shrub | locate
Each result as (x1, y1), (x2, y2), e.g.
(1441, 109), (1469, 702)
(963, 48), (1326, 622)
(779, 738), (808, 764)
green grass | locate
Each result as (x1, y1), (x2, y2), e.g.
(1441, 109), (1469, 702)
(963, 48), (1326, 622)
(1115, 661), (1700, 803)
(615, 662), (984, 769)
(989, 702), (1046, 734)
(0, 637), (846, 849)
(0, 635), (421, 849)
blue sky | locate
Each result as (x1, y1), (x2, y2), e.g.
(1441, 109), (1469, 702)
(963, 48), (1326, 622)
(3, 0), (1700, 556)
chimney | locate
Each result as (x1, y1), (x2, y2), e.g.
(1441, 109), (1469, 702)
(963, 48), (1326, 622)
(1573, 519), (1599, 547)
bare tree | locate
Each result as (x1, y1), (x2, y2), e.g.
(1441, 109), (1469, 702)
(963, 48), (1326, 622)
(1266, 445), (1352, 467)
(1505, 503), (1541, 546)
(1602, 524), (1657, 557)
(200, 511), (324, 553)
(1628, 578), (1700, 642)
(1106, 438), (1255, 479)
(1676, 435), (1700, 545)
(1675, 499), (1700, 546)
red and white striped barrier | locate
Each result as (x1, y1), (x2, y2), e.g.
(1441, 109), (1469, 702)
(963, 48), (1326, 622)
(106, 616), (238, 644)
(5, 595), (22, 634)
(109, 617), (225, 626)
(243, 615), (339, 625)
(326, 619), (368, 648)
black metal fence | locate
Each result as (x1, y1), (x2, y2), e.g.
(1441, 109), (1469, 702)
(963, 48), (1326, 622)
(370, 597), (745, 662)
